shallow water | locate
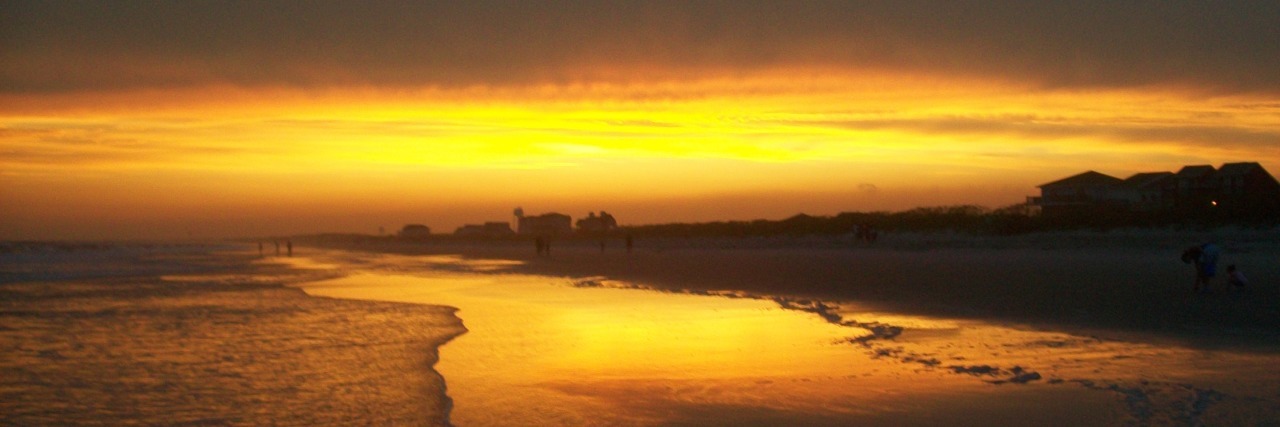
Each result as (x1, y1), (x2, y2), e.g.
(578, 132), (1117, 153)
(0, 244), (463, 426)
(296, 251), (1280, 426)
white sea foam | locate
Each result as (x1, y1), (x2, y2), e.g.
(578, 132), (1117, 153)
(0, 241), (241, 283)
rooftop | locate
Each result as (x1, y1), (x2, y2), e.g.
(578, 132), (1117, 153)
(1038, 171), (1124, 188)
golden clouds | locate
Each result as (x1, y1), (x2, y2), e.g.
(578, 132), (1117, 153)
(6, 2), (1280, 239)
(2, 73), (1278, 239)
(4, 75), (1278, 177)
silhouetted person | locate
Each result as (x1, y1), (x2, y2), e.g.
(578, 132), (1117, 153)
(1182, 245), (1203, 291)
(1183, 242), (1220, 293)
(855, 224), (877, 243)
(1199, 242), (1221, 292)
(286, 240), (292, 257)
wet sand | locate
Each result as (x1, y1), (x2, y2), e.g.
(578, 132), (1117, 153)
(298, 262), (1123, 426)
(290, 249), (1280, 425)
(310, 229), (1280, 350)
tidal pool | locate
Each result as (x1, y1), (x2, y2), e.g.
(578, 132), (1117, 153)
(294, 253), (1279, 426)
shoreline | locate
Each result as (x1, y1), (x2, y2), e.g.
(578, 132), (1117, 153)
(0, 243), (466, 426)
(297, 229), (1280, 352)
(293, 264), (1133, 425)
(12, 239), (1275, 424)
(288, 244), (1280, 425)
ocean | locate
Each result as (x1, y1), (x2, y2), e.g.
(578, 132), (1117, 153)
(0, 243), (463, 426)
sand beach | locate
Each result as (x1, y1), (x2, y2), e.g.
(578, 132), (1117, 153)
(308, 228), (1280, 349)
(290, 227), (1280, 425)
(5, 229), (1279, 425)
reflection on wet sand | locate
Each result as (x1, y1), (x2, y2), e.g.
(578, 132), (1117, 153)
(296, 253), (1279, 426)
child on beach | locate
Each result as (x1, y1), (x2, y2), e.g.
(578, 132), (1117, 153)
(1227, 265), (1248, 289)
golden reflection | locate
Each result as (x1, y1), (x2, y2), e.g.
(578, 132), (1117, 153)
(296, 265), (1115, 425)
(547, 289), (857, 379)
(287, 252), (1280, 425)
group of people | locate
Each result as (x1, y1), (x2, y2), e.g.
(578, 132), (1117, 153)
(258, 239), (292, 257)
(853, 224), (878, 243)
(1182, 242), (1248, 293)
(534, 234), (635, 256)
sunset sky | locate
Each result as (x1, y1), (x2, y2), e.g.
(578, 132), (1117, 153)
(3, 1), (1279, 240)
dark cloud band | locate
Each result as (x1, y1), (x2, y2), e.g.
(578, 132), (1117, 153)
(3, 1), (1279, 93)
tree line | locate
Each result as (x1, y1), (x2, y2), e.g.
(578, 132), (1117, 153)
(620, 204), (1278, 238)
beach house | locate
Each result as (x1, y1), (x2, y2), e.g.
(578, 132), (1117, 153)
(1118, 172), (1175, 212)
(1031, 162), (1280, 218)
(398, 224), (432, 237)
(575, 211), (618, 233)
(516, 212), (573, 235)
(1031, 170), (1127, 217)
(1212, 162), (1280, 216)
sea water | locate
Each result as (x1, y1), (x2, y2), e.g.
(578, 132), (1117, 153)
(0, 243), (463, 426)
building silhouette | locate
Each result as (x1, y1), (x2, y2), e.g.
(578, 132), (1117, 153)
(454, 222), (516, 237)
(515, 211), (572, 235)
(398, 224), (432, 238)
(575, 211), (618, 233)
(1030, 162), (1280, 219)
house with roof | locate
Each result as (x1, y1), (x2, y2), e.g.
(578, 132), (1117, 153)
(1031, 162), (1280, 218)
(1118, 172), (1175, 212)
(575, 211), (618, 233)
(1031, 170), (1127, 216)
(516, 211), (573, 235)
(1213, 162), (1280, 216)
(1172, 165), (1218, 210)
(398, 224), (432, 238)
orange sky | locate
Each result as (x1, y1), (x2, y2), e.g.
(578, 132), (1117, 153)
(3, 2), (1279, 240)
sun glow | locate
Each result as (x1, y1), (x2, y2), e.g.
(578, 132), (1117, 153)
(3, 72), (1279, 238)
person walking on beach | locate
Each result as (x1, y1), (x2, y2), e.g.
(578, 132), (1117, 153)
(535, 236), (552, 256)
(1199, 242), (1221, 292)
(286, 240), (292, 257)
